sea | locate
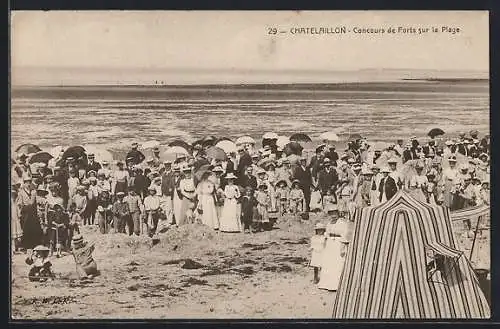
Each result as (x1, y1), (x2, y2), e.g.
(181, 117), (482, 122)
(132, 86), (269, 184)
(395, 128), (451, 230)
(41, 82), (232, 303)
(10, 73), (489, 157)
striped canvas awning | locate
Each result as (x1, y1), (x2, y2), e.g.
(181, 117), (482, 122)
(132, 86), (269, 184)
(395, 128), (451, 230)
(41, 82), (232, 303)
(425, 241), (463, 259)
(450, 205), (489, 223)
(332, 190), (490, 319)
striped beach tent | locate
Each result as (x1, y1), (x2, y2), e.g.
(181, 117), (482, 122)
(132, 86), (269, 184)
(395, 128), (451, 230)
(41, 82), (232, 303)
(332, 190), (490, 319)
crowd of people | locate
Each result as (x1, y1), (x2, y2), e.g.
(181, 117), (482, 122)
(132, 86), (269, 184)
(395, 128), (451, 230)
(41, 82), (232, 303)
(11, 130), (490, 257)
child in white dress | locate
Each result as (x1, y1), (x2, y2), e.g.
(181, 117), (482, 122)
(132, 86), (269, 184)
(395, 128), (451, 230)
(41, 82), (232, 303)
(309, 222), (327, 284)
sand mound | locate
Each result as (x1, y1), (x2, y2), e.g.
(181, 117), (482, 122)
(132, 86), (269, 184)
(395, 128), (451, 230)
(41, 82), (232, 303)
(80, 223), (217, 255)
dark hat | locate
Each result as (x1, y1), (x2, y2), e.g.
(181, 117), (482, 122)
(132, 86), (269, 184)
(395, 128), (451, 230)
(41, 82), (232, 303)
(87, 153), (95, 158)
(131, 142), (138, 148)
(153, 147), (160, 152)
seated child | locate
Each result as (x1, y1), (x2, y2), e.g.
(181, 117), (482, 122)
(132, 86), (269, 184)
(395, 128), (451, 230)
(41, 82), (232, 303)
(25, 245), (54, 282)
(71, 234), (98, 280)
(275, 180), (290, 217)
(289, 180), (305, 216)
(309, 223), (327, 284)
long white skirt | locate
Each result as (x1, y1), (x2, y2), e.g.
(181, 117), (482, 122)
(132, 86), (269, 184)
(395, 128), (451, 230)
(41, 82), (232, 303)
(318, 237), (347, 291)
(199, 193), (219, 229)
(219, 198), (241, 232)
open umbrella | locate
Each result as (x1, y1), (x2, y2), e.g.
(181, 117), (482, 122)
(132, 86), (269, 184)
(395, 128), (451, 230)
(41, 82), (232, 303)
(165, 146), (190, 156)
(235, 136), (256, 146)
(428, 128), (445, 138)
(289, 133), (312, 143)
(83, 145), (114, 163)
(168, 140), (191, 150)
(62, 146), (86, 160)
(28, 151), (53, 164)
(141, 140), (161, 149)
(194, 163), (213, 182)
(276, 136), (290, 148)
(283, 142), (304, 156)
(372, 141), (389, 152)
(319, 131), (340, 142)
(215, 140), (237, 154)
(348, 133), (363, 142)
(206, 146), (227, 161)
(262, 132), (279, 140)
(15, 143), (42, 155)
(216, 136), (233, 143)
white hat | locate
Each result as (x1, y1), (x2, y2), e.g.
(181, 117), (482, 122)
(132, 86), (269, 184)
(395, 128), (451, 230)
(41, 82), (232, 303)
(381, 166), (391, 173)
(445, 140), (453, 146)
(225, 173), (237, 180)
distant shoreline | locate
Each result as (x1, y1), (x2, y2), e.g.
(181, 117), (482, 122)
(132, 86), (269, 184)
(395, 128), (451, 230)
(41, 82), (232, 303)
(11, 78), (489, 90)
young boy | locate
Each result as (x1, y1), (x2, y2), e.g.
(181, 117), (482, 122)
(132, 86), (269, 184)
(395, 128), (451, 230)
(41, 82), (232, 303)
(289, 180), (305, 217)
(112, 191), (131, 234)
(275, 180), (289, 217)
(124, 189), (144, 236)
(240, 186), (256, 234)
(309, 223), (327, 284)
(144, 187), (161, 237)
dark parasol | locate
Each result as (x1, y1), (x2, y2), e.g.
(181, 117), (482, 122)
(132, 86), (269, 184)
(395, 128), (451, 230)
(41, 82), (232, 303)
(15, 143), (42, 155)
(28, 151), (53, 164)
(283, 142), (304, 156)
(289, 133), (312, 143)
(428, 128), (445, 138)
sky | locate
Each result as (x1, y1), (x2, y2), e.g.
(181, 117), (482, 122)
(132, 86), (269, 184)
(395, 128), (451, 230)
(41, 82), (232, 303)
(10, 11), (489, 85)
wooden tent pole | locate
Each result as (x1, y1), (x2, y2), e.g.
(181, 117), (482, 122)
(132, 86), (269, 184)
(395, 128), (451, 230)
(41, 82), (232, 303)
(469, 215), (482, 261)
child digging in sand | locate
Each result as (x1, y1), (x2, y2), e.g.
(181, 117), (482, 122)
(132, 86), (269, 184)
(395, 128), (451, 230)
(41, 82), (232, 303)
(71, 234), (98, 281)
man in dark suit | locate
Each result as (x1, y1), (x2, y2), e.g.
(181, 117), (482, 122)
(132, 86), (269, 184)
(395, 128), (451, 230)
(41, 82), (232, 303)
(125, 142), (146, 166)
(86, 153), (102, 174)
(317, 158), (338, 196)
(236, 146), (252, 178)
(239, 166), (257, 191)
(293, 156), (313, 213)
(379, 167), (398, 202)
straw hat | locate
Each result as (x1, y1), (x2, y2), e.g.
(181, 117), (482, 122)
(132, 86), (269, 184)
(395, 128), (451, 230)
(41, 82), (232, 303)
(225, 173), (237, 180)
(116, 191), (126, 197)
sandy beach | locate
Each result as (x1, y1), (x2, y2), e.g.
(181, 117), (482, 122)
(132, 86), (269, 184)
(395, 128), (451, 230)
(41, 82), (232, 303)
(11, 210), (489, 319)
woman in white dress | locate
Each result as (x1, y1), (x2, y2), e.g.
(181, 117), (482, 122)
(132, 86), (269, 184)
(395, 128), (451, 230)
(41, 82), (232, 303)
(174, 166), (195, 226)
(318, 213), (350, 291)
(407, 163), (428, 203)
(196, 172), (219, 229)
(219, 173), (241, 232)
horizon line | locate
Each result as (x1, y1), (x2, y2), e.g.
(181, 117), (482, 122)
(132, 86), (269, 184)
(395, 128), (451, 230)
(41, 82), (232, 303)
(12, 65), (489, 74)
